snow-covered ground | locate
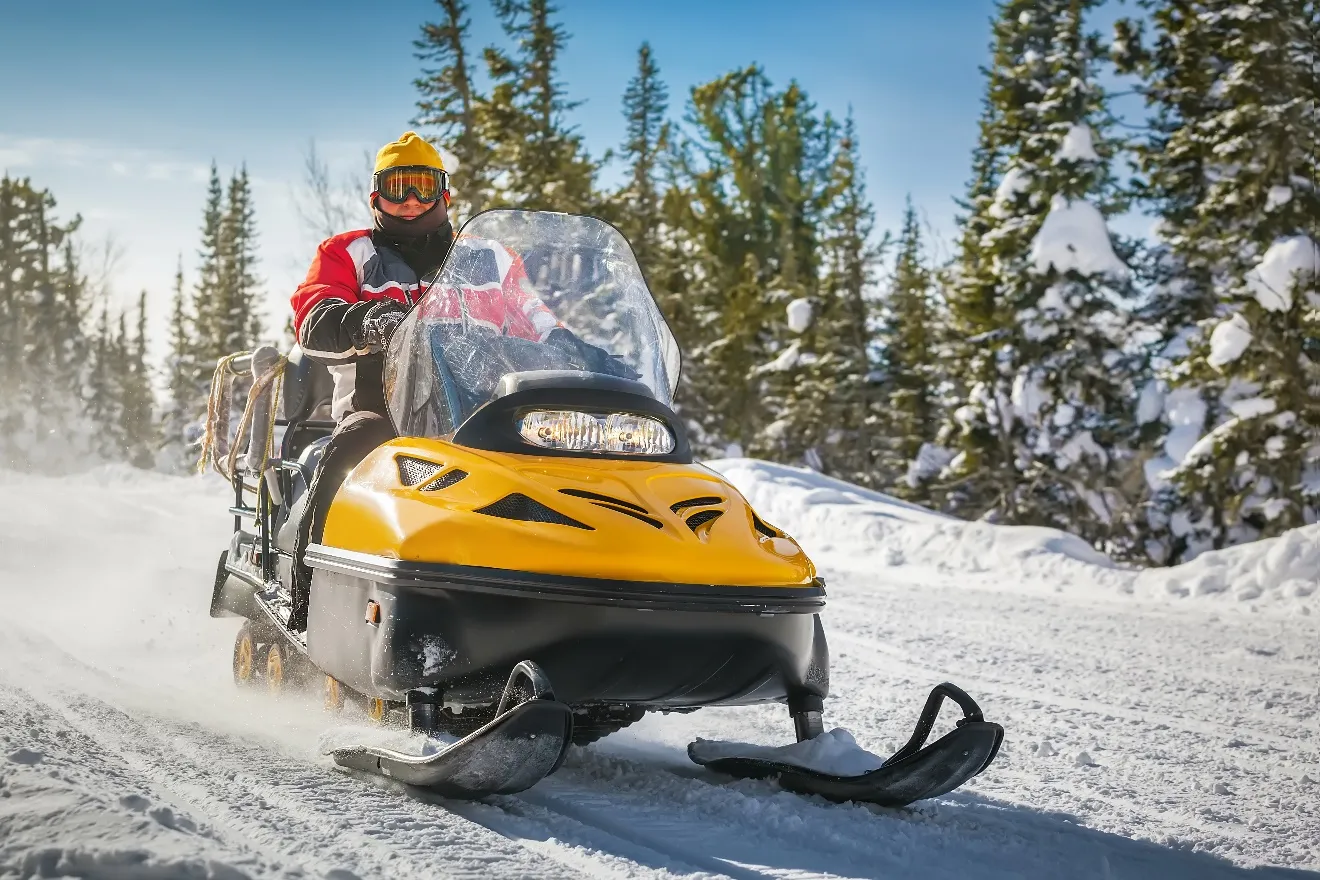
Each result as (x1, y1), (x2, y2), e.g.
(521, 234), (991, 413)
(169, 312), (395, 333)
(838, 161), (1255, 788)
(0, 462), (1316, 878)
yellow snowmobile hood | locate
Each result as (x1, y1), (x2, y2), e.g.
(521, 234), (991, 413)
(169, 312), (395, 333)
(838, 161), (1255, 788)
(321, 438), (816, 588)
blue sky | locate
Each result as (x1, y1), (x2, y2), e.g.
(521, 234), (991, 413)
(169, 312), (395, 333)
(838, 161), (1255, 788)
(1, 0), (1013, 347)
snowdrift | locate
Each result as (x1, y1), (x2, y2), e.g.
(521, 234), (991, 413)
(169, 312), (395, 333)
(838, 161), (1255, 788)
(708, 458), (1318, 615)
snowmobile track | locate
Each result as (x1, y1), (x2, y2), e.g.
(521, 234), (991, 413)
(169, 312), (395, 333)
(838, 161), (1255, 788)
(351, 756), (889, 879)
(829, 630), (1319, 757)
(0, 639), (604, 879)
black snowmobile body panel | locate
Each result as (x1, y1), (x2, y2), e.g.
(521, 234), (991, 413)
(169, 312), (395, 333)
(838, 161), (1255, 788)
(303, 551), (830, 708)
(332, 697), (573, 797)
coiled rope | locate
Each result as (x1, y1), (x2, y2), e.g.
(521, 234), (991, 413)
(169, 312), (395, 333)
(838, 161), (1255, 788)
(197, 351), (287, 483)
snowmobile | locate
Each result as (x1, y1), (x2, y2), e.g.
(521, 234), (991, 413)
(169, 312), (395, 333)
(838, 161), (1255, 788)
(207, 209), (1002, 804)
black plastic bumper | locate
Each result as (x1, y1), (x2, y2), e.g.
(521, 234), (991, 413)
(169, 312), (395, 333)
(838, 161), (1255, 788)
(304, 546), (830, 707)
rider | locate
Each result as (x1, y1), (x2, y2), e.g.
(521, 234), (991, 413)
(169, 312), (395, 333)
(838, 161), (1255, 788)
(287, 131), (561, 631)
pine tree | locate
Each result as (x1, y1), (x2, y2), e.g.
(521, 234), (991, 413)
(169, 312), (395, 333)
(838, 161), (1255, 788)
(0, 176), (94, 469)
(414, 0), (489, 220)
(774, 115), (888, 484)
(192, 163), (226, 371)
(938, 0), (1143, 546)
(482, 0), (598, 211)
(191, 163), (264, 360)
(87, 303), (118, 460)
(879, 199), (942, 496)
(616, 42), (670, 273)
(939, 5), (1051, 518)
(117, 292), (156, 468)
(111, 310), (133, 459)
(185, 162), (264, 462)
(221, 166), (262, 353)
(675, 68), (837, 456)
(1128, 0), (1320, 561)
(159, 258), (198, 470)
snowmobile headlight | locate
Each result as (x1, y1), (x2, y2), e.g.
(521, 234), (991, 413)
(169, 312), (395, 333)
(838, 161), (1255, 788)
(517, 410), (603, 451)
(602, 412), (674, 455)
(516, 410), (674, 455)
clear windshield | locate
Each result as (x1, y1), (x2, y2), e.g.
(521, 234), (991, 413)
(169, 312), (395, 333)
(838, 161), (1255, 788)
(384, 210), (681, 438)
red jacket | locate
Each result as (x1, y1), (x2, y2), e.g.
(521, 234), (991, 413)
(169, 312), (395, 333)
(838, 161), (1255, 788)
(291, 230), (559, 420)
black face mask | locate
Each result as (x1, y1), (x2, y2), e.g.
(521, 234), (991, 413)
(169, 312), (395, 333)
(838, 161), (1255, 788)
(371, 200), (455, 279)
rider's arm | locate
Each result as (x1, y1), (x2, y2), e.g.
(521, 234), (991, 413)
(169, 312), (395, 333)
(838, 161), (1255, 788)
(291, 233), (385, 364)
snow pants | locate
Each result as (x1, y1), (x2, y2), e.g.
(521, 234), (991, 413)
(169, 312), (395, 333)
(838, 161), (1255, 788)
(290, 409), (396, 630)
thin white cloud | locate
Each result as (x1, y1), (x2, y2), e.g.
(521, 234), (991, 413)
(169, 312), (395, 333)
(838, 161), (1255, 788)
(0, 130), (354, 353)
(0, 133), (210, 183)
(0, 147), (32, 168)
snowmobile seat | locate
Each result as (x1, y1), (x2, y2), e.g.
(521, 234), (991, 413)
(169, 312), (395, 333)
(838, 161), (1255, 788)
(279, 346), (335, 463)
(285, 435), (331, 502)
(274, 434), (332, 554)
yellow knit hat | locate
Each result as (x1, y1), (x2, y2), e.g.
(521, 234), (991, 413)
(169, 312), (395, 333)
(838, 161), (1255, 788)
(373, 131), (446, 173)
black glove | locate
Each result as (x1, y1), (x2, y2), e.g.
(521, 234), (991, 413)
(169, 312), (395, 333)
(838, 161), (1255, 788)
(544, 327), (641, 380)
(354, 300), (408, 352)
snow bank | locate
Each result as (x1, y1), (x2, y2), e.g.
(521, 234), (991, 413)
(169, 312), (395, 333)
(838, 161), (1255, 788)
(1029, 195), (1129, 279)
(708, 458), (1123, 592)
(1132, 524), (1320, 605)
(708, 458), (1318, 615)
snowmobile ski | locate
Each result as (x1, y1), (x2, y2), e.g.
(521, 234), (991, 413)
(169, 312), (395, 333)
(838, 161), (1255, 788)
(689, 682), (1003, 807)
(330, 661), (574, 798)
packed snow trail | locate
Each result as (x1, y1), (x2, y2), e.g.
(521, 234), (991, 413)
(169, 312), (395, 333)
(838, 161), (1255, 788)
(0, 465), (1316, 878)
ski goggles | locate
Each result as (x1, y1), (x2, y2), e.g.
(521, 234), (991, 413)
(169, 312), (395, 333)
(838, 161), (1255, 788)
(373, 166), (450, 204)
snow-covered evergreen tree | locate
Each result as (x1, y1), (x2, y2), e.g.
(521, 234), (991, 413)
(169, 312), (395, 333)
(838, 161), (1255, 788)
(939, 0), (1143, 546)
(158, 259), (198, 471)
(0, 176), (97, 470)
(220, 167), (263, 354)
(191, 163), (263, 361)
(672, 68), (836, 457)
(811, 116), (887, 487)
(86, 304), (116, 459)
(191, 163), (226, 372)
(879, 199), (943, 498)
(116, 292), (156, 468)
(1127, 0), (1320, 561)
(748, 83), (840, 466)
(184, 163), (265, 466)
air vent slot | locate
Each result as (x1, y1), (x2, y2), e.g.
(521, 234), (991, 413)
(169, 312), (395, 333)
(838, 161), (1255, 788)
(752, 513), (779, 538)
(591, 503), (664, 529)
(558, 488), (648, 514)
(670, 496), (723, 514)
(424, 469), (468, 491)
(397, 456), (444, 487)
(685, 509), (723, 533)
(474, 493), (593, 530)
